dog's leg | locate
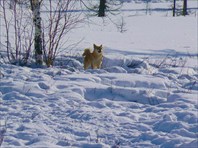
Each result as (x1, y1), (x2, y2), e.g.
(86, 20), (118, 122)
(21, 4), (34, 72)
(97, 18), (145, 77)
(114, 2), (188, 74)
(92, 63), (98, 69)
(96, 62), (102, 69)
(84, 64), (87, 70)
(84, 64), (91, 70)
(84, 62), (89, 70)
(91, 63), (94, 69)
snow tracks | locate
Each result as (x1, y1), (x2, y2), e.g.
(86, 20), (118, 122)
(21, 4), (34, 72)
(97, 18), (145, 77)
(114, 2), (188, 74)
(0, 56), (198, 147)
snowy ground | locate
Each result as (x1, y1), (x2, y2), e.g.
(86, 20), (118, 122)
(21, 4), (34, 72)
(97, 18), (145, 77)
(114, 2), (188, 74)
(0, 0), (198, 148)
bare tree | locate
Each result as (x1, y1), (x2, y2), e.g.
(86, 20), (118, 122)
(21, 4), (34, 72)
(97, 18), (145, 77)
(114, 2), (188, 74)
(29, 0), (83, 67)
(98, 0), (106, 17)
(182, 0), (187, 16)
(173, 0), (176, 17)
(172, 0), (188, 17)
(30, 0), (43, 65)
(81, 0), (122, 17)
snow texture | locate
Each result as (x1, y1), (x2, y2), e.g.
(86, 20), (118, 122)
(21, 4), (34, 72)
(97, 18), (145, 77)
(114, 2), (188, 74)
(0, 0), (197, 147)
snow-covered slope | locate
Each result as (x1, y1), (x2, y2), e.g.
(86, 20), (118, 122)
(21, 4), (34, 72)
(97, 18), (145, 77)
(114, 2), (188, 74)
(0, 1), (197, 147)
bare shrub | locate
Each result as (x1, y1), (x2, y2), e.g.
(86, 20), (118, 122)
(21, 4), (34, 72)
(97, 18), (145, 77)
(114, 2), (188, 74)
(42, 0), (83, 67)
(152, 55), (187, 69)
(0, 0), (34, 65)
(1, 0), (83, 67)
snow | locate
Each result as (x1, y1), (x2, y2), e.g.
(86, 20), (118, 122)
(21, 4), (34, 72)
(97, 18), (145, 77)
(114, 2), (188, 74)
(0, 0), (198, 148)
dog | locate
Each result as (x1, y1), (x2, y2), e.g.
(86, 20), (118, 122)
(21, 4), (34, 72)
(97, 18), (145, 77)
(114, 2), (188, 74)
(82, 44), (103, 70)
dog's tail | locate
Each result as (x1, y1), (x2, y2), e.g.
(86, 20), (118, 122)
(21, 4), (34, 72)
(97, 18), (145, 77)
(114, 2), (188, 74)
(82, 48), (91, 57)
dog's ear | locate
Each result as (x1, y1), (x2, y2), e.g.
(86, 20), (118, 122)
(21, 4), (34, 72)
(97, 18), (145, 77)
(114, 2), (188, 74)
(93, 44), (96, 48)
(100, 45), (103, 48)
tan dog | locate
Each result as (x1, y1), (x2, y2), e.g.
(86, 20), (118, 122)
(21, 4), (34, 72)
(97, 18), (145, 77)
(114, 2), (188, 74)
(83, 44), (103, 70)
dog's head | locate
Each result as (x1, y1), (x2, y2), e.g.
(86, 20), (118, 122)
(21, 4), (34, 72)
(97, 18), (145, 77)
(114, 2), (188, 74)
(93, 44), (103, 54)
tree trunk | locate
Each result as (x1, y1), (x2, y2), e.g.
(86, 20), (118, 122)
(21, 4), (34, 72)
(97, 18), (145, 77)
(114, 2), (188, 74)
(182, 0), (187, 16)
(173, 0), (176, 17)
(9, 0), (15, 9)
(30, 0), (43, 65)
(98, 0), (106, 17)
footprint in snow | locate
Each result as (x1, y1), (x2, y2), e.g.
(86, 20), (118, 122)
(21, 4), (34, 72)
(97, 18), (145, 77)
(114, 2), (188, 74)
(56, 85), (67, 89)
(38, 82), (50, 90)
